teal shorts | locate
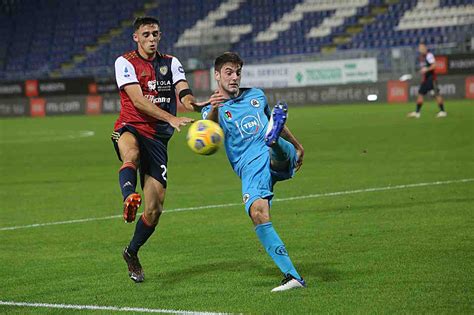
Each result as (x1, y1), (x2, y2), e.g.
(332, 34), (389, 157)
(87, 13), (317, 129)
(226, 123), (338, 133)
(241, 138), (297, 214)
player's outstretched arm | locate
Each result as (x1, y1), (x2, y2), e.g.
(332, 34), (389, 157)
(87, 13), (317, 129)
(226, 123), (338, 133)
(175, 81), (201, 112)
(191, 91), (226, 111)
(281, 125), (304, 171)
(124, 84), (193, 131)
(207, 91), (227, 123)
(194, 91), (226, 123)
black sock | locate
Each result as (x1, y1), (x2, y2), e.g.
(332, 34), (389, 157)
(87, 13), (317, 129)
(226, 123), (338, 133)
(439, 103), (445, 112)
(416, 103), (422, 113)
(128, 215), (156, 255)
(119, 162), (137, 200)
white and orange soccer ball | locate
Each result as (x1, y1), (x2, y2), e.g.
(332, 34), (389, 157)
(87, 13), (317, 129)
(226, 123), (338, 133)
(186, 120), (224, 155)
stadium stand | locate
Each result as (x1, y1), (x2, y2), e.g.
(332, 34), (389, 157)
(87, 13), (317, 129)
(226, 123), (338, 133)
(0, 0), (472, 81)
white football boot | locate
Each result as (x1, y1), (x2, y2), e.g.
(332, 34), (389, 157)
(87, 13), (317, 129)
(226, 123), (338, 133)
(271, 274), (306, 292)
(436, 111), (447, 118)
(407, 111), (420, 118)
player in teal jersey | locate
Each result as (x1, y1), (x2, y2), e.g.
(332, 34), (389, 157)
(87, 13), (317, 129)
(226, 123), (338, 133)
(201, 52), (306, 292)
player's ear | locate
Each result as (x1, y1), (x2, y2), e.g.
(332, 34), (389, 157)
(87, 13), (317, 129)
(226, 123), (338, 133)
(132, 32), (138, 43)
(214, 70), (220, 81)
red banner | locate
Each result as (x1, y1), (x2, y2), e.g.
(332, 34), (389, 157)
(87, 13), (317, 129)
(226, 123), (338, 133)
(30, 98), (46, 117)
(435, 56), (448, 75)
(466, 76), (474, 99)
(25, 80), (39, 97)
(86, 95), (102, 115)
(387, 81), (408, 103)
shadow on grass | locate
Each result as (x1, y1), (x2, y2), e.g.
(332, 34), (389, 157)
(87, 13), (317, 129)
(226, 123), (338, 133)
(155, 259), (258, 285)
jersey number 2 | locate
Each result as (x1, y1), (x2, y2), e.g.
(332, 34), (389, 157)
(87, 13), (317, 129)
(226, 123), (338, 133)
(160, 165), (167, 181)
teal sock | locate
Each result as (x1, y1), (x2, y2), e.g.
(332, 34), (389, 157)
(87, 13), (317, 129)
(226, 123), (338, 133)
(255, 222), (301, 279)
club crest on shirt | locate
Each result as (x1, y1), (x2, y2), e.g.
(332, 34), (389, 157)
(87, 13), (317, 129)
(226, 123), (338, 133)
(250, 99), (260, 108)
(224, 110), (232, 121)
(242, 193), (250, 203)
(140, 70), (149, 77)
(159, 65), (168, 75)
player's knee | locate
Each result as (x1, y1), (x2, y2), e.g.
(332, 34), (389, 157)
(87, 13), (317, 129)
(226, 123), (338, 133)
(123, 148), (139, 164)
(270, 159), (289, 172)
(144, 200), (163, 225)
(250, 199), (270, 225)
(118, 133), (140, 163)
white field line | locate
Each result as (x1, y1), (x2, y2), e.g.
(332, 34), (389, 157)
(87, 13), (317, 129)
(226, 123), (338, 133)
(0, 130), (95, 144)
(0, 300), (229, 314)
(1, 178), (472, 232)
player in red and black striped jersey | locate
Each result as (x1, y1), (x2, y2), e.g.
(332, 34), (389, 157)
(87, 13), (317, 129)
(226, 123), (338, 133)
(407, 44), (447, 118)
(111, 16), (207, 282)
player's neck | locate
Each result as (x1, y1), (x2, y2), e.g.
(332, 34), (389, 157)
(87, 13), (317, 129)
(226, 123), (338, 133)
(137, 48), (156, 61)
(220, 88), (239, 99)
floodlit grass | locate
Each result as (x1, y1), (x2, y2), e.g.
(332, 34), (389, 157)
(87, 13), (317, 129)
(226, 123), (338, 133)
(1, 99), (473, 314)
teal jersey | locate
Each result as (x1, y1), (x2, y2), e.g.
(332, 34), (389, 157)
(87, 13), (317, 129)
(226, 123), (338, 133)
(202, 88), (271, 175)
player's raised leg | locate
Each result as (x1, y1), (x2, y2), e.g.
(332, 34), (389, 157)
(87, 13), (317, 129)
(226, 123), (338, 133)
(250, 199), (306, 292)
(265, 101), (288, 146)
(123, 175), (165, 283)
(270, 137), (298, 183)
(117, 132), (142, 223)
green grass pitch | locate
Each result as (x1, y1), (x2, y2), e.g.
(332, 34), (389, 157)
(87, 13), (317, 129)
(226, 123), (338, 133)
(1, 99), (473, 314)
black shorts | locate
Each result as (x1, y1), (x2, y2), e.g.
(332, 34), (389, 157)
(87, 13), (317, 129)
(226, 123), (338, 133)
(112, 125), (168, 189)
(418, 78), (440, 96)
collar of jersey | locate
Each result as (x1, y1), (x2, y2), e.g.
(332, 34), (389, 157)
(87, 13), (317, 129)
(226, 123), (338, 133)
(136, 50), (160, 62)
(222, 88), (251, 105)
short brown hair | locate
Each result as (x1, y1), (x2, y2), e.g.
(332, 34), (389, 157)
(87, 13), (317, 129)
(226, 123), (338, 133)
(133, 16), (160, 30)
(214, 52), (244, 72)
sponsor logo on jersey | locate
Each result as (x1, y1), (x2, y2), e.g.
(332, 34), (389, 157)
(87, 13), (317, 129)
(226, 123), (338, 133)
(250, 98), (260, 107)
(178, 66), (184, 73)
(240, 115), (260, 135)
(159, 65), (168, 75)
(157, 80), (171, 86)
(243, 193), (250, 203)
(147, 80), (173, 92)
(224, 110), (232, 121)
(144, 94), (171, 104)
(147, 80), (156, 91)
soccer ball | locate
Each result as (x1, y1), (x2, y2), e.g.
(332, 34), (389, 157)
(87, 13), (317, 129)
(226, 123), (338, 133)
(186, 120), (224, 155)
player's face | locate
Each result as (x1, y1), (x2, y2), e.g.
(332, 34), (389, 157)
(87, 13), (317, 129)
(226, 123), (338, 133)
(418, 44), (427, 55)
(134, 24), (161, 58)
(215, 63), (242, 97)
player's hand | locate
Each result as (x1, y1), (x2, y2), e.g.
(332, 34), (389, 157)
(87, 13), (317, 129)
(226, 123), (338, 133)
(191, 100), (210, 107)
(208, 91), (226, 107)
(192, 90), (226, 108)
(295, 145), (304, 172)
(420, 67), (428, 74)
(170, 116), (194, 132)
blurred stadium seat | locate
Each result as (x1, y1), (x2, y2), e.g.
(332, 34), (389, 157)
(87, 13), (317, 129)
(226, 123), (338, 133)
(0, 0), (472, 81)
